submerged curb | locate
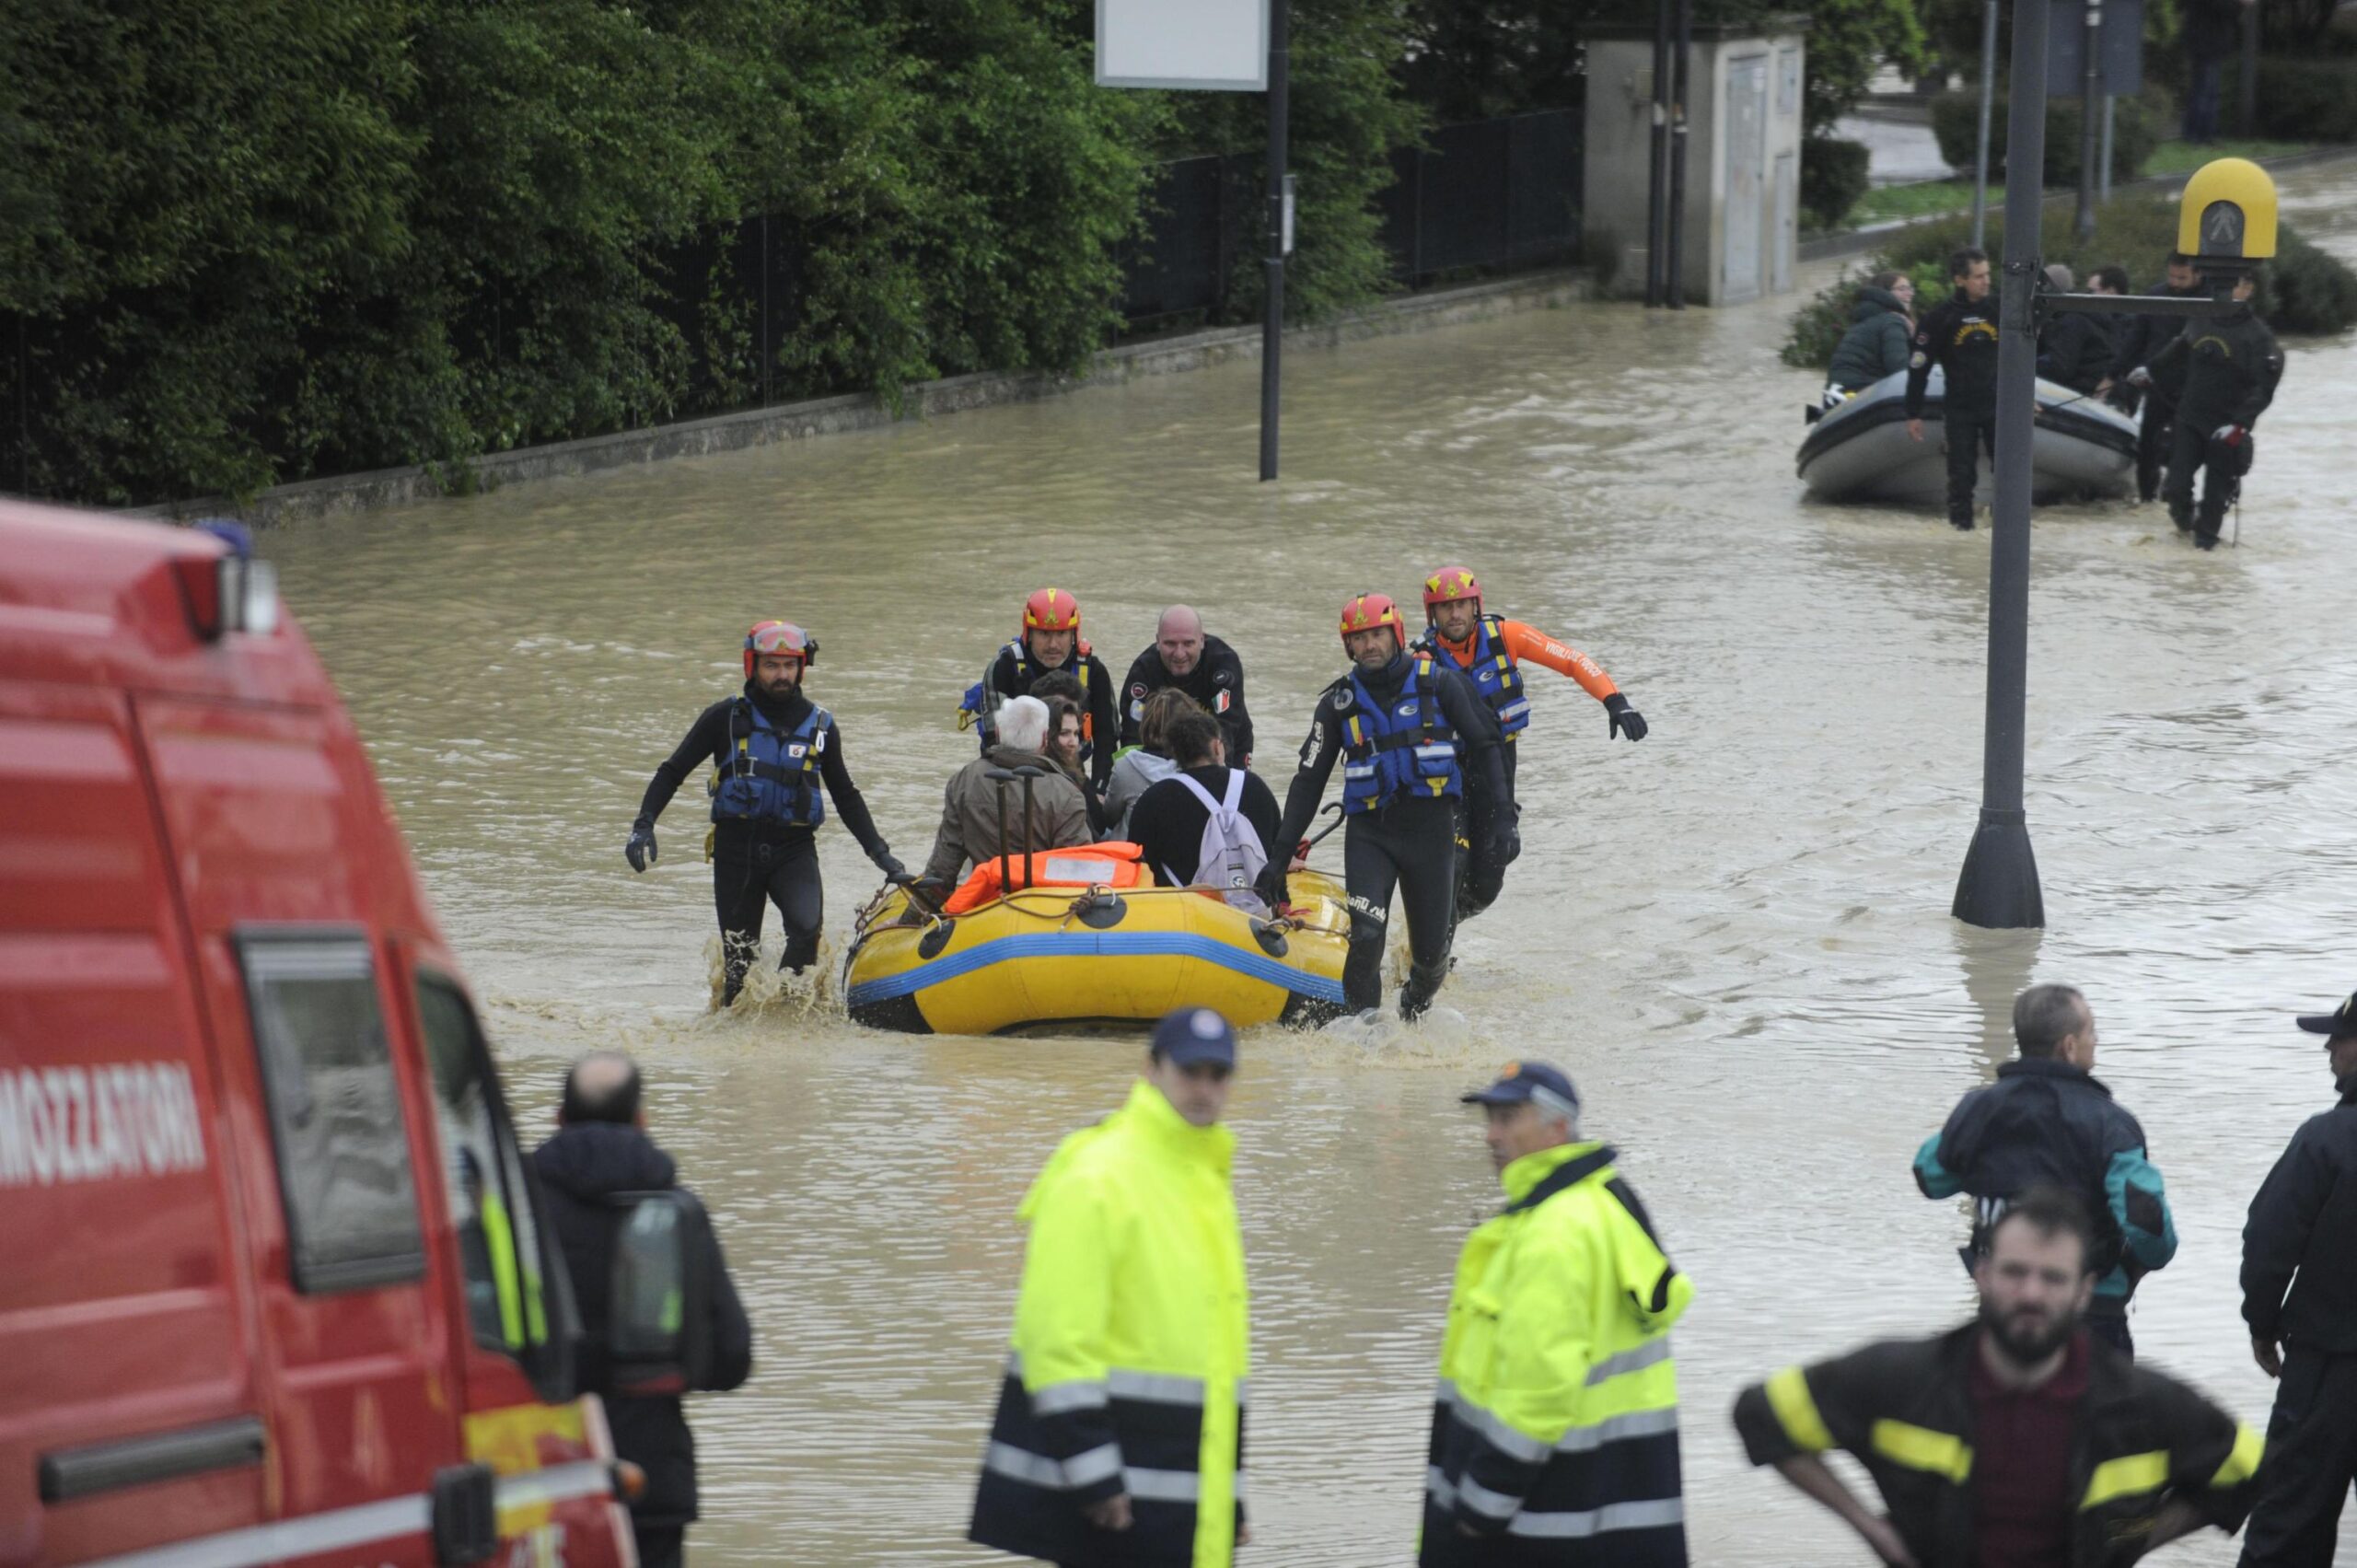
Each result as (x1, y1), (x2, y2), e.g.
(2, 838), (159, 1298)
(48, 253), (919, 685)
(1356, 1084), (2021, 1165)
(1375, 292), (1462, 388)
(130, 269), (1592, 528)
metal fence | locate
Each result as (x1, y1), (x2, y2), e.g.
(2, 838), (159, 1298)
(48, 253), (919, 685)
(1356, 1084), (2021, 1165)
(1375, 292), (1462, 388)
(1119, 107), (1584, 326)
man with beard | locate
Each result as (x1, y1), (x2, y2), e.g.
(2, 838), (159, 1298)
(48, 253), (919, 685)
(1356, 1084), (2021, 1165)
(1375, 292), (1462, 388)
(2235, 990), (2357, 1565)
(626, 620), (905, 1005)
(1734, 1188), (2261, 1567)
(1120, 605), (1254, 765)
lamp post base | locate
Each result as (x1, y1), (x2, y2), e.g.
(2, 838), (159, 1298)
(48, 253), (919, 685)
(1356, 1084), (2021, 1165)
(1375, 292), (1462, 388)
(1953, 808), (2045, 929)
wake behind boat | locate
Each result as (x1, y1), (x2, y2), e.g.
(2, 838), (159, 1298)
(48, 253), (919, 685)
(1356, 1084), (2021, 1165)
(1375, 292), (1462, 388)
(1798, 366), (2138, 507)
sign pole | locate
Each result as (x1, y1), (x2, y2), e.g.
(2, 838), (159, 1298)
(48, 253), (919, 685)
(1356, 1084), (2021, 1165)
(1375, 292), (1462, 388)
(2075, 0), (2102, 238)
(1259, 0), (1289, 482)
(1954, 0), (2052, 930)
(1970, 0), (1999, 250)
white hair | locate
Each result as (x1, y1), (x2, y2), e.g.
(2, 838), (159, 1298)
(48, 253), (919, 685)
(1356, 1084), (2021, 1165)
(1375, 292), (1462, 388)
(996, 694), (1051, 753)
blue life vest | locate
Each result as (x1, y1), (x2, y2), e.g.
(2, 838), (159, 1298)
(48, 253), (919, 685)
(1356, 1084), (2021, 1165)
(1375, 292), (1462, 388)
(1339, 654), (1462, 814)
(1416, 614), (1528, 740)
(709, 699), (830, 827)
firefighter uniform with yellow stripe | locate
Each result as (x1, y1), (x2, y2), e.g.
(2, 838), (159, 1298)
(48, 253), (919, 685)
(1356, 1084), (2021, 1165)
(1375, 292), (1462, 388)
(1732, 1323), (2263, 1566)
(970, 1078), (1248, 1568)
(1422, 1141), (1693, 1565)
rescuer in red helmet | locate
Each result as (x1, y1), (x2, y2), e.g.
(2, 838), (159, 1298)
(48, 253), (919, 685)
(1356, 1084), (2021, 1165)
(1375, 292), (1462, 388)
(626, 620), (905, 1006)
(1261, 592), (1508, 1021)
(973, 588), (1118, 793)
(1411, 564), (1647, 922)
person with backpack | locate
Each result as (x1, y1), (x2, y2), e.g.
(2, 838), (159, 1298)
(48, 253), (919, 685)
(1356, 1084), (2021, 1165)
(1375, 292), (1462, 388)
(1127, 709), (1282, 906)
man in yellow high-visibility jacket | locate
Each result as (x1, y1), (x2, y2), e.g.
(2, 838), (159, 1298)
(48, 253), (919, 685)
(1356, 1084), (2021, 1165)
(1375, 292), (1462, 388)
(970, 1007), (1250, 1568)
(1422, 1061), (1692, 1566)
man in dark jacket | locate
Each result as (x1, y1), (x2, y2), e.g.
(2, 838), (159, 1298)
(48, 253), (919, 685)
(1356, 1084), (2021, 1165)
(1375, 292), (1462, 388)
(2100, 254), (2206, 502)
(1120, 605), (1254, 766)
(2183, 0), (2254, 141)
(2143, 270), (2285, 550)
(2038, 266), (2126, 394)
(975, 588), (1120, 792)
(1913, 983), (2177, 1357)
(1733, 1187), (2261, 1568)
(535, 1053), (753, 1568)
(1905, 248), (2000, 530)
(1826, 273), (1915, 401)
(2237, 991), (2357, 1565)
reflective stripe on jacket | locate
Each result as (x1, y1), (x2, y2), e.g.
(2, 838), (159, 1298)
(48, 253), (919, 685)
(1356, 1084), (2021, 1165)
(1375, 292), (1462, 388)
(1732, 1323), (2262, 1567)
(970, 1080), (1249, 1568)
(1420, 1142), (1692, 1566)
(708, 698), (830, 827)
(1341, 653), (1462, 814)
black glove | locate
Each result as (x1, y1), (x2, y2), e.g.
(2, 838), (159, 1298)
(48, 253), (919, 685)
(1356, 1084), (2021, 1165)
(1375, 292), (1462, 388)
(625, 822), (657, 873)
(1490, 824), (1521, 866)
(1605, 693), (1648, 742)
(873, 851), (908, 880)
(1254, 865), (1289, 910)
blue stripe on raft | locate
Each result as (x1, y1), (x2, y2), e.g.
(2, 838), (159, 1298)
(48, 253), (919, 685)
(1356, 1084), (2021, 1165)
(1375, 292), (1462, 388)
(845, 930), (1349, 1009)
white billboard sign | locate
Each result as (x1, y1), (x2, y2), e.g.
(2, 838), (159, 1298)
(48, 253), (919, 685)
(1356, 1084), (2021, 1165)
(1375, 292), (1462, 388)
(1097, 0), (1270, 91)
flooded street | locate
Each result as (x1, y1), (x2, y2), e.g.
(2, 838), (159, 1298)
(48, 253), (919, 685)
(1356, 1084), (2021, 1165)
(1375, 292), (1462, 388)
(268, 165), (2357, 1562)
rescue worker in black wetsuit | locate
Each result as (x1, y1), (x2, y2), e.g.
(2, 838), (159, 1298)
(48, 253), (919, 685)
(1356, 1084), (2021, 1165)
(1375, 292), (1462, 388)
(1261, 593), (1507, 1021)
(2099, 254), (2207, 502)
(627, 620), (903, 1005)
(2141, 270), (2284, 551)
(970, 588), (1118, 793)
(1411, 565), (1646, 923)
(1118, 604), (1254, 765)
(1905, 247), (2001, 531)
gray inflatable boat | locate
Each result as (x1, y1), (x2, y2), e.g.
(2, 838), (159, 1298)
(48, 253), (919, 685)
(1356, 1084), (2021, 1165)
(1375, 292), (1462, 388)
(1797, 367), (2138, 506)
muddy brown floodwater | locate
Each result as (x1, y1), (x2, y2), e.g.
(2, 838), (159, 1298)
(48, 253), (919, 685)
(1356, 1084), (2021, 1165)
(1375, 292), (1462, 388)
(267, 166), (2357, 1562)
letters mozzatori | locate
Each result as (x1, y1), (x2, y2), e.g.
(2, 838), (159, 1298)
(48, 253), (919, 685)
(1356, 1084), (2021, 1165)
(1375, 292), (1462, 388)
(0, 1063), (207, 1187)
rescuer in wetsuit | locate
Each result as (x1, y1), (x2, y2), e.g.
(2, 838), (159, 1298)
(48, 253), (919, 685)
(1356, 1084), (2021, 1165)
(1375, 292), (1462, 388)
(2099, 254), (2208, 503)
(968, 588), (1118, 794)
(1412, 565), (1647, 923)
(1262, 593), (1507, 1021)
(2140, 270), (2284, 551)
(1905, 247), (2001, 531)
(1119, 604), (1254, 765)
(627, 621), (904, 1005)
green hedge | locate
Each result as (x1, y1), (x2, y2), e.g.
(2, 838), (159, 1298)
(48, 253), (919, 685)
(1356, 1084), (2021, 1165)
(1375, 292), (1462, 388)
(2249, 55), (2357, 141)
(1782, 193), (2357, 366)
(1928, 83), (2174, 185)
(1801, 136), (1875, 231)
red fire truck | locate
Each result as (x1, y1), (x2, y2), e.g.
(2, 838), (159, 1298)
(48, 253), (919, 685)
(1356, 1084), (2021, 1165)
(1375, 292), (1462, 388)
(0, 503), (641, 1563)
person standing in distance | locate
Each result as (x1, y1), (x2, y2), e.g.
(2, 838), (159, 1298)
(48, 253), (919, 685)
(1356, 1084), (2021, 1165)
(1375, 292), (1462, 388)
(1120, 606), (1254, 767)
(969, 1007), (1250, 1568)
(2236, 990), (2357, 1566)
(1413, 566), (1647, 923)
(1263, 593), (1507, 1020)
(533, 1052), (752, 1568)
(1905, 248), (2001, 531)
(976, 589), (1119, 794)
(2140, 269), (2284, 551)
(1912, 983), (2177, 1357)
(625, 621), (904, 1006)
(1422, 1062), (1691, 1566)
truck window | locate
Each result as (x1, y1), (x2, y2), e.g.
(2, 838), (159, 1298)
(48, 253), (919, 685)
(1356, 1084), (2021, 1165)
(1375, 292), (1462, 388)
(414, 972), (555, 1364)
(238, 934), (425, 1293)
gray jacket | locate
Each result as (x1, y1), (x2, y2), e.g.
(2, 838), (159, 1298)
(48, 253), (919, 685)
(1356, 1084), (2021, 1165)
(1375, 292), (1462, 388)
(1101, 748), (1180, 840)
(921, 744), (1094, 885)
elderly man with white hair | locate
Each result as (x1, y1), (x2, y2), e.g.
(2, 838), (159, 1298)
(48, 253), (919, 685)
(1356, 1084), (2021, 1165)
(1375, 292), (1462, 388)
(921, 694), (1094, 889)
(1120, 604), (1255, 766)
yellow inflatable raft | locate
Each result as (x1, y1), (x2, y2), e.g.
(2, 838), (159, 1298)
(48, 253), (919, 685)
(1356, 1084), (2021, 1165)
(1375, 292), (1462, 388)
(842, 844), (1350, 1035)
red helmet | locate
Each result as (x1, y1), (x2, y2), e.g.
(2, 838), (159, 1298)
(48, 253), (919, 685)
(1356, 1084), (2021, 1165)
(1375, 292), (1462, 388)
(743, 620), (816, 678)
(1339, 592), (1407, 654)
(1422, 565), (1482, 617)
(1021, 587), (1081, 635)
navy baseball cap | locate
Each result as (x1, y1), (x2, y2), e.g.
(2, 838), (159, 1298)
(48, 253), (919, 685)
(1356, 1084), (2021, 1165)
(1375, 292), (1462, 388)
(1152, 1007), (1237, 1069)
(2294, 991), (2357, 1040)
(1461, 1060), (1580, 1118)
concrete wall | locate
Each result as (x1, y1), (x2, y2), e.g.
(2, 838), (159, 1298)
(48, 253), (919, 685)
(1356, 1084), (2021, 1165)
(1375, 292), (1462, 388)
(1583, 23), (1806, 307)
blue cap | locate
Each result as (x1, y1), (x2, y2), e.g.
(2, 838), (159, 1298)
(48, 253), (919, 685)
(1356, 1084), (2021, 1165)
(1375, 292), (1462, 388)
(1151, 1006), (1237, 1069)
(1460, 1060), (1580, 1118)
(2295, 991), (2357, 1040)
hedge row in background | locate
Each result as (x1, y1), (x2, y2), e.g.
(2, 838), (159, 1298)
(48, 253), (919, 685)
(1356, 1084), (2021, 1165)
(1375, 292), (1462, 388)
(2248, 55), (2357, 142)
(1928, 84), (2176, 186)
(1, 0), (1416, 507)
(1801, 136), (1875, 231)
(1781, 194), (2357, 367)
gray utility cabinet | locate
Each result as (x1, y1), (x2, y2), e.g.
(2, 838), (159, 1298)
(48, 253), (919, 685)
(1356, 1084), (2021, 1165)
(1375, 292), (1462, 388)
(1581, 19), (1807, 306)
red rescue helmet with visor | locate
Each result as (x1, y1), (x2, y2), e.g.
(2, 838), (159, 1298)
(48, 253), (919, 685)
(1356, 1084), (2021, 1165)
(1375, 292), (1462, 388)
(1422, 565), (1482, 618)
(1339, 592), (1407, 655)
(1021, 588), (1081, 636)
(743, 620), (817, 678)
